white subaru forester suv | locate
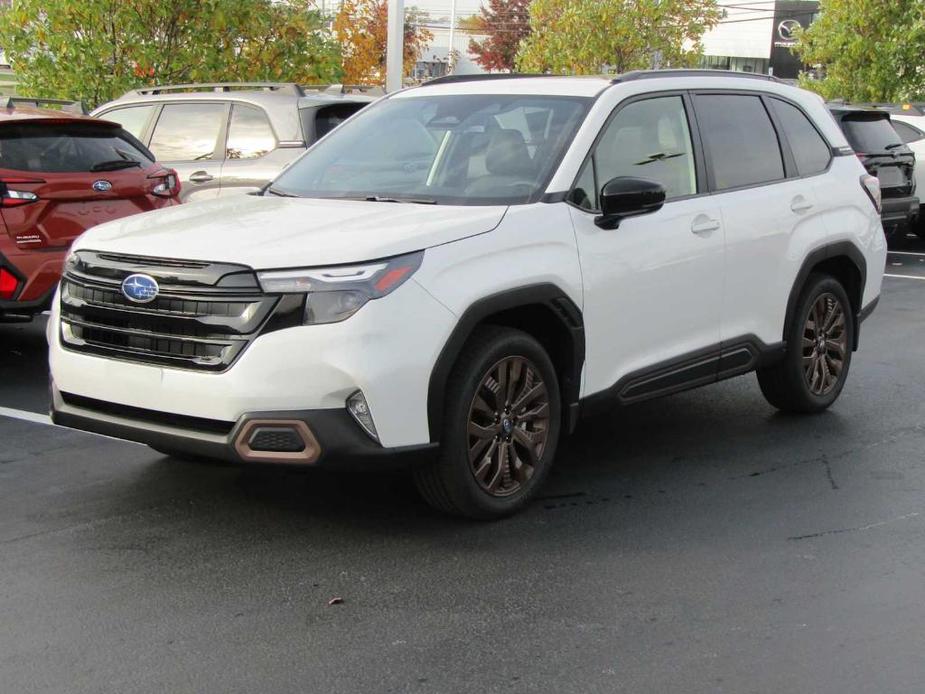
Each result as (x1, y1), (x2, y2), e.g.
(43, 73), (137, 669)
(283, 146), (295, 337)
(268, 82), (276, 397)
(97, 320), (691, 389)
(50, 71), (886, 519)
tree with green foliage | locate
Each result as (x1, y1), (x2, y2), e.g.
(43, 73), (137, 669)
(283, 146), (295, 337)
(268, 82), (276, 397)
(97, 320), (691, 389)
(795, 0), (925, 102)
(0, 0), (343, 108)
(516, 0), (721, 75)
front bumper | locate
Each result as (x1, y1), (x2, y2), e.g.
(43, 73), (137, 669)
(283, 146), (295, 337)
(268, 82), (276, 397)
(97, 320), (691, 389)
(49, 277), (458, 449)
(50, 385), (437, 469)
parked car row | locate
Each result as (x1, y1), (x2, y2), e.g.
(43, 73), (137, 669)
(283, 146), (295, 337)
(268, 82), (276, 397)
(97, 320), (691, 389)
(93, 82), (374, 201)
(0, 83), (374, 321)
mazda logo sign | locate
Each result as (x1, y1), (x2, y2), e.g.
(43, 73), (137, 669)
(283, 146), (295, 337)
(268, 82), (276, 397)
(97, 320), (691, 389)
(778, 19), (802, 41)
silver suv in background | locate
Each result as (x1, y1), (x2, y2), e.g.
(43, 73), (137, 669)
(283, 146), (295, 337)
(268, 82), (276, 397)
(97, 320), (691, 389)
(92, 83), (375, 202)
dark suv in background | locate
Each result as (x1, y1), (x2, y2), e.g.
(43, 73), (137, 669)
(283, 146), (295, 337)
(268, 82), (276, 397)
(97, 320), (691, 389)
(828, 104), (917, 239)
(92, 83), (375, 202)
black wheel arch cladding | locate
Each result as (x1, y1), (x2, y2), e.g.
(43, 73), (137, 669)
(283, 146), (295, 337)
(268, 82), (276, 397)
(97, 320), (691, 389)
(426, 283), (584, 444)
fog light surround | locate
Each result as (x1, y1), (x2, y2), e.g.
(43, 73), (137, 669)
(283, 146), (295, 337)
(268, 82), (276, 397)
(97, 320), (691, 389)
(346, 390), (379, 442)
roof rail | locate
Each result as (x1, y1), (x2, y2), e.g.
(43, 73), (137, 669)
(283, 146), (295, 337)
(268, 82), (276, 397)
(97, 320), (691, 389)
(424, 73), (549, 86)
(4, 96), (88, 114)
(613, 69), (781, 84)
(123, 82), (305, 97)
(301, 83), (386, 96)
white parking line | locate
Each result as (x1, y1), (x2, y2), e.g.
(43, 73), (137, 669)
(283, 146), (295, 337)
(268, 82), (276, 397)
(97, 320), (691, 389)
(0, 406), (51, 425)
(885, 273), (925, 281)
(888, 251), (925, 257)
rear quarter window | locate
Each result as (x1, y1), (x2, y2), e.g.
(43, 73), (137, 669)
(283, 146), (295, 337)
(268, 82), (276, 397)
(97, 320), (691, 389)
(0, 122), (155, 173)
(892, 120), (925, 145)
(304, 102), (369, 141)
(770, 99), (832, 176)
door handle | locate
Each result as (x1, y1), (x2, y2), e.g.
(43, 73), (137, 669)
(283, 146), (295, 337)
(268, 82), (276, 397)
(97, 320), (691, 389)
(790, 196), (814, 213)
(189, 171), (214, 184)
(690, 217), (720, 235)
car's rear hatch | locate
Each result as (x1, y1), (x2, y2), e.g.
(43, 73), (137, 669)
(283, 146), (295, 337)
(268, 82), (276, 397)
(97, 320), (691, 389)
(837, 112), (915, 198)
(0, 118), (173, 251)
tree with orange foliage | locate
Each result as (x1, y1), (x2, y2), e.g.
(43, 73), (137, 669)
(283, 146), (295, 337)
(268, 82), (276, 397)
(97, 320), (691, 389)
(334, 0), (433, 85)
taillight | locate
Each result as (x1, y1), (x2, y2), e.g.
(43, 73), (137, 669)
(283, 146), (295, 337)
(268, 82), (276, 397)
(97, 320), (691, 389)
(0, 267), (19, 299)
(149, 169), (181, 198)
(860, 174), (881, 213)
(0, 177), (42, 208)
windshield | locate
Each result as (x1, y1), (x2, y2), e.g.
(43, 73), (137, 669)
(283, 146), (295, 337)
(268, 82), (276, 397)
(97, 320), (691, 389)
(271, 94), (591, 205)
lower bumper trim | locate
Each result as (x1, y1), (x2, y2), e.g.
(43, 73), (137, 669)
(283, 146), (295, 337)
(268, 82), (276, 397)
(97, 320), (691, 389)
(51, 387), (438, 470)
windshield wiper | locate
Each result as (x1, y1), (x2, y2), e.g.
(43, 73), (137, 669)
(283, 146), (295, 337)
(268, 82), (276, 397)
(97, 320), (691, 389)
(266, 186), (300, 197)
(364, 195), (438, 205)
(90, 159), (141, 172)
(885, 143), (905, 150)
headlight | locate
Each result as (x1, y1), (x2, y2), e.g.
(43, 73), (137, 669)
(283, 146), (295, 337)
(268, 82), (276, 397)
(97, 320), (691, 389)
(257, 251), (424, 325)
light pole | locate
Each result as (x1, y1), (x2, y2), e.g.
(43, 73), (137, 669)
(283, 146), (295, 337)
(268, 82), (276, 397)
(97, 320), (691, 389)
(386, 0), (405, 92)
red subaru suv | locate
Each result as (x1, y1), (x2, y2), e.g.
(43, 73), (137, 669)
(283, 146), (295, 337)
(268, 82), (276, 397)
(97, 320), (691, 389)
(0, 103), (180, 321)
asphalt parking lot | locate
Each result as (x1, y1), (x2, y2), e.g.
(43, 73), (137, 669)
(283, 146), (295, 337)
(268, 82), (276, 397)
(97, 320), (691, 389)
(1, 233), (925, 694)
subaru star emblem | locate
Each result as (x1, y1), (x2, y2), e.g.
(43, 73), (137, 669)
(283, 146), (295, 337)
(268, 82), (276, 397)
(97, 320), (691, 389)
(121, 274), (159, 303)
(92, 180), (112, 192)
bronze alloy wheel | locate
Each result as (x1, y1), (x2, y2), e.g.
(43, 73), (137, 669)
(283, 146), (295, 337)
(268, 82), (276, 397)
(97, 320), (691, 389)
(802, 292), (848, 396)
(466, 355), (551, 497)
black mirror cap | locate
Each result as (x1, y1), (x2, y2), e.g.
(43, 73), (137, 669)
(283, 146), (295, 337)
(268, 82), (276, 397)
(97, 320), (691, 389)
(594, 176), (667, 229)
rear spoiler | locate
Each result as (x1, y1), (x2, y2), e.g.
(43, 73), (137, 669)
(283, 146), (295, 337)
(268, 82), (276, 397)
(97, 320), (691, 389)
(5, 97), (89, 115)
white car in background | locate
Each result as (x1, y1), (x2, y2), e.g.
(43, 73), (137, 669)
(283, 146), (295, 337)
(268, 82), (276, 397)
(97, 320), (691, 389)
(890, 111), (925, 236)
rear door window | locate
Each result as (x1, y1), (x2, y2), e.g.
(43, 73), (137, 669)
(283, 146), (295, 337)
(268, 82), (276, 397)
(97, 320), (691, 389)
(225, 104), (276, 159)
(0, 122), (154, 173)
(148, 103), (227, 161)
(769, 99), (832, 176)
(695, 94), (784, 191)
(838, 115), (903, 153)
(99, 105), (156, 141)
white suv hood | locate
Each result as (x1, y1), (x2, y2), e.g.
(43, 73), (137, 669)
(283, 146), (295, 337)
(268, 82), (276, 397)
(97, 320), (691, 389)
(74, 195), (508, 269)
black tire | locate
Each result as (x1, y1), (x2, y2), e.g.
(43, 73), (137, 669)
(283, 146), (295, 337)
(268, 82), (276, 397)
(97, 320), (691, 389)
(757, 273), (854, 413)
(413, 325), (561, 520)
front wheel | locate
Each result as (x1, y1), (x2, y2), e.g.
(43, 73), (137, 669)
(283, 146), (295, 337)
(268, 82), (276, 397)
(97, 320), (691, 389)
(414, 326), (561, 519)
(757, 273), (854, 413)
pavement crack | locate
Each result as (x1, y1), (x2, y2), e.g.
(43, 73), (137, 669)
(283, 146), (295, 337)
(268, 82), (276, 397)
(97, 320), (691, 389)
(788, 512), (920, 541)
(821, 455), (839, 490)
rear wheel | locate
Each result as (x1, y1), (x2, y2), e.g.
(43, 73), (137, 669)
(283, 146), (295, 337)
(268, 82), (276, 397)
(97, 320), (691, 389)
(414, 326), (561, 519)
(757, 274), (853, 413)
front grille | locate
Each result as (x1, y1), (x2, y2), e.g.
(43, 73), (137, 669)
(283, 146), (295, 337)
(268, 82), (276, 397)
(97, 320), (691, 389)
(59, 250), (301, 371)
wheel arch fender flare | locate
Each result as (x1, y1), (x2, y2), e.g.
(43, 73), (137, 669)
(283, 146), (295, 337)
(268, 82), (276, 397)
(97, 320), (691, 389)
(783, 241), (867, 350)
(426, 283), (585, 443)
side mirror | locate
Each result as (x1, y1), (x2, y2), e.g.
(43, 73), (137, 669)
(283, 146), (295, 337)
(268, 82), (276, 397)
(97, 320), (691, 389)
(594, 176), (666, 229)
